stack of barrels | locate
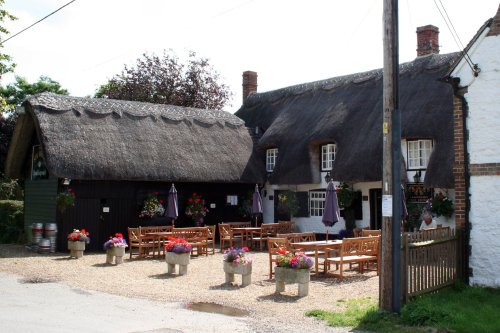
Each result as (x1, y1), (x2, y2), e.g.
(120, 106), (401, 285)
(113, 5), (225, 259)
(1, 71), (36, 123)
(31, 223), (44, 252)
(31, 223), (58, 254)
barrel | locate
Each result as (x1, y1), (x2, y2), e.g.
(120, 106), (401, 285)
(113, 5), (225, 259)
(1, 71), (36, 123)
(38, 238), (51, 254)
(32, 223), (44, 252)
(44, 223), (58, 253)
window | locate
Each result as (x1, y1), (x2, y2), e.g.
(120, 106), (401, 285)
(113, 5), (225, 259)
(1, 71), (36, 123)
(266, 148), (278, 172)
(309, 191), (326, 217)
(407, 140), (433, 169)
(321, 143), (336, 171)
(226, 195), (238, 206)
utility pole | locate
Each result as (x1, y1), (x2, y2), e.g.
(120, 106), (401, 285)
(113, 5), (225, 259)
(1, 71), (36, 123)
(380, 0), (402, 313)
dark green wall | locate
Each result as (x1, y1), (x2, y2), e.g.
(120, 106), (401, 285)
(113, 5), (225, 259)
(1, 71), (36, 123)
(24, 178), (58, 242)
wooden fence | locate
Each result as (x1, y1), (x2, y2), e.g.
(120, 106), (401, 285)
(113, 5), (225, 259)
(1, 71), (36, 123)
(401, 227), (464, 303)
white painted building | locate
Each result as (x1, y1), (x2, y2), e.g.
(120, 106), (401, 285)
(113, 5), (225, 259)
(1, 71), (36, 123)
(449, 5), (500, 287)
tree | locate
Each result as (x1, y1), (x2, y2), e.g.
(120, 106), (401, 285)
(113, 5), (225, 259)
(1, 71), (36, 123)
(0, 1), (17, 110)
(95, 50), (232, 110)
(0, 75), (69, 112)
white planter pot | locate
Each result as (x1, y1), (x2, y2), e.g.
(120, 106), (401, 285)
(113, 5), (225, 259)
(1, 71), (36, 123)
(68, 241), (86, 259)
(68, 241), (86, 251)
(223, 261), (252, 275)
(223, 261), (252, 287)
(106, 247), (126, 265)
(274, 266), (310, 296)
(165, 252), (190, 275)
(108, 246), (126, 257)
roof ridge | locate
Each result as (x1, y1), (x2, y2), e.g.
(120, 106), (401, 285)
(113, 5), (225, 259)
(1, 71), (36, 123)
(26, 92), (244, 127)
(243, 52), (459, 106)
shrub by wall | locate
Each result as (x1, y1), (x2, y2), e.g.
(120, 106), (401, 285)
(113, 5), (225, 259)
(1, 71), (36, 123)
(0, 200), (24, 243)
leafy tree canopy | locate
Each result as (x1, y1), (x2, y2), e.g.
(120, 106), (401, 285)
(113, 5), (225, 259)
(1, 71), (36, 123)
(95, 50), (232, 110)
(0, 2), (17, 111)
(0, 75), (69, 112)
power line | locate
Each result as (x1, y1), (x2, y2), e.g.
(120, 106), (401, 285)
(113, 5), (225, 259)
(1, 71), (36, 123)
(2, 0), (77, 44)
(433, 0), (476, 72)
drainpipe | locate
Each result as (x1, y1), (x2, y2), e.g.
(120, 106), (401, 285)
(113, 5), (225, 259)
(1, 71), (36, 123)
(459, 92), (471, 285)
(449, 76), (471, 284)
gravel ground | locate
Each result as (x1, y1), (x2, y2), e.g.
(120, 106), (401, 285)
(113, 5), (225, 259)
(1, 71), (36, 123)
(0, 244), (379, 333)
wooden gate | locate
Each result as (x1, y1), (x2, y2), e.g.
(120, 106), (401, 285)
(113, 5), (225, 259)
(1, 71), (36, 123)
(401, 227), (462, 303)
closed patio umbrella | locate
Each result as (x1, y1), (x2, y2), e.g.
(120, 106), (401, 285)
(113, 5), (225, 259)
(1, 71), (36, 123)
(251, 184), (263, 227)
(166, 183), (178, 227)
(322, 180), (340, 240)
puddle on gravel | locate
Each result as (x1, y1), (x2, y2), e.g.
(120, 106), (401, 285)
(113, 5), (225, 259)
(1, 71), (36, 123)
(184, 302), (249, 317)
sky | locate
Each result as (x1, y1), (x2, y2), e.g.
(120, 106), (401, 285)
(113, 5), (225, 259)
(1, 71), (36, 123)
(2, 0), (499, 112)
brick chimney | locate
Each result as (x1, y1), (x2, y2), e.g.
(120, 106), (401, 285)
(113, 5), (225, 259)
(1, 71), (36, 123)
(242, 71), (257, 102)
(416, 25), (440, 56)
(487, 4), (500, 36)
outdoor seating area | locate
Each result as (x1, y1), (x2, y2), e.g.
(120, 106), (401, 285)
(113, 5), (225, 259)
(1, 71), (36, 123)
(127, 224), (384, 281)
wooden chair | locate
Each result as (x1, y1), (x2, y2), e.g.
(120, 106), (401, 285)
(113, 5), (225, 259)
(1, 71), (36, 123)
(360, 229), (381, 237)
(277, 232), (316, 243)
(206, 225), (216, 254)
(251, 223), (279, 251)
(218, 223), (243, 251)
(226, 221), (251, 228)
(128, 227), (155, 259)
(353, 227), (369, 237)
(172, 227), (209, 256)
(277, 221), (294, 234)
(267, 237), (290, 279)
(324, 236), (380, 279)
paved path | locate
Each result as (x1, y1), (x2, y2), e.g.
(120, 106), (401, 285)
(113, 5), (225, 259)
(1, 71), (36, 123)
(0, 272), (252, 333)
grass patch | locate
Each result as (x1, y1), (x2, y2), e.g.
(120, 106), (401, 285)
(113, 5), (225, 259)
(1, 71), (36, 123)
(307, 284), (500, 333)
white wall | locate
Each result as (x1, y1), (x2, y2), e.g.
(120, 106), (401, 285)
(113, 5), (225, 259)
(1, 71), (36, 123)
(453, 29), (500, 287)
(262, 179), (382, 234)
(468, 176), (500, 287)
(462, 36), (500, 165)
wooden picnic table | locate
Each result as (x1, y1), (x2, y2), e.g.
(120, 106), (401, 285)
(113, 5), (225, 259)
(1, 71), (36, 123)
(290, 240), (342, 274)
(232, 227), (261, 248)
(144, 231), (173, 258)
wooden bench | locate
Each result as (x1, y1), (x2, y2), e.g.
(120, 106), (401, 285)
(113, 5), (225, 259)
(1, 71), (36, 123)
(324, 236), (380, 279)
(171, 227), (209, 256)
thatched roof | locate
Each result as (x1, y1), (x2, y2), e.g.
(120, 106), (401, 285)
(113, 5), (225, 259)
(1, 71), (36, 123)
(236, 53), (459, 188)
(6, 93), (265, 183)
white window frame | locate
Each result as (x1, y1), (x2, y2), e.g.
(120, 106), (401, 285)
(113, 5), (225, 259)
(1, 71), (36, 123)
(321, 143), (336, 171)
(266, 148), (278, 172)
(407, 139), (433, 169)
(309, 190), (326, 217)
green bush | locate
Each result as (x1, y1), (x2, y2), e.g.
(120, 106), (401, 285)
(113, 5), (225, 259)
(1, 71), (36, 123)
(0, 200), (24, 243)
